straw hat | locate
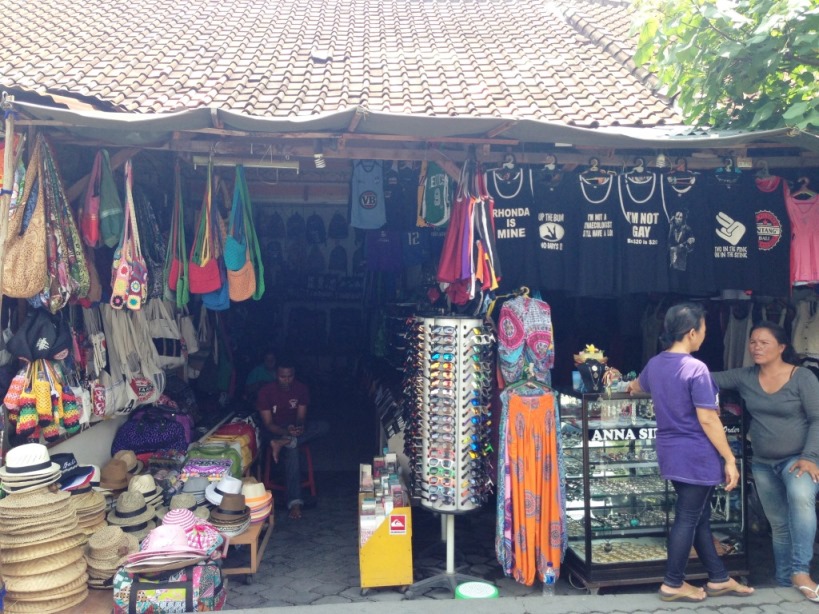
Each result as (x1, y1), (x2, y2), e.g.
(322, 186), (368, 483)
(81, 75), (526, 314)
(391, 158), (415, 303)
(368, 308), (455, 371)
(0, 531), (88, 564)
(113, 450), (143, 474)
(2, 591), (88, 614)
(205, 474), (243, 506)
(0, 486), (70, 511)
(1, 473), (63, 493)
(0, 518), (80, 547)
(128, 474), (164, 506)
(85, 525), (139, 569)
(212, 516), (250, 537)
(98, 459), (129, 491)
(2, 558), (87, 592)
(181, 476), (209, 504)
(73, 489), (106, 513)
(108, 491), (156, 527)
(0, 546), (84, 577)
(209, 493), (250, 524)
(5, 573), (88, 600)
(0, 444), (60, 481)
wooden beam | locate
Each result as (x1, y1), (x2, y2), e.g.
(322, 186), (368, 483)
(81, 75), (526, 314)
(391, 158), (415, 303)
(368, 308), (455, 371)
(64, 147), (141, 202)
(484, 121), (516, 138)
(347, 110), (363, 133)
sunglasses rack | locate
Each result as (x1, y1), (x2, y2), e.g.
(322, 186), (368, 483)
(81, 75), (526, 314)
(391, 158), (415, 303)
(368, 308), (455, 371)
(402, 316), (496, 514)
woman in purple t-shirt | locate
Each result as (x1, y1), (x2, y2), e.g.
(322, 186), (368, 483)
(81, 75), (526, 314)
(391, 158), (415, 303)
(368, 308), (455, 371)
(629, 302), (754, 602)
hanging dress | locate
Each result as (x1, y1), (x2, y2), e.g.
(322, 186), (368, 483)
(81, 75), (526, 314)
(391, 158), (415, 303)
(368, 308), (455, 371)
(495, 384), (565, 585)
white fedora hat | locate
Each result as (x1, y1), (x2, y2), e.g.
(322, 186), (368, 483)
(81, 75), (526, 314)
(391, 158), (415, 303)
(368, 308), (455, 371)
(204, 475), (243, 506)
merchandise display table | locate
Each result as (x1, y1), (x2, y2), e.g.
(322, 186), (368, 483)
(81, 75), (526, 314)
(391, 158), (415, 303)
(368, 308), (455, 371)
(222, 519), (274, 583)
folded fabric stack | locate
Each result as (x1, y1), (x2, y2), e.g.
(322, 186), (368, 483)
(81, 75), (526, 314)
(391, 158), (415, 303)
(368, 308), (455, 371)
(128, 473), (164, 508)
(157, 493), (210, 521)
(107, 491), (157, 541)
(180, 457), (234, 481)
(0, 443), (62, 494)
(0, 486), (88, 614)
(84, 525), (139, 590)
(208, 493), (250, 537)
(181, 476), (209, 504)
(124, 524), (207, 573)
(242, 481), (273, 524)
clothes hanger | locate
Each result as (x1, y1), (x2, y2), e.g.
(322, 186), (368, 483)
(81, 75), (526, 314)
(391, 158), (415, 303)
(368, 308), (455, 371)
(791, 177), (817, 200)
(755, 160), (771, 179)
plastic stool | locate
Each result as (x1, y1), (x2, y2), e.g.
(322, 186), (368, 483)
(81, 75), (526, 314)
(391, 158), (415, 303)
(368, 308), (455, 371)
(262, 443), (317, 497)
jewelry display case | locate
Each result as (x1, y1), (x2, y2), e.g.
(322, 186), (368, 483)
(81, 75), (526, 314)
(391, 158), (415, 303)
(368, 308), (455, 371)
(560, 391), (749, 593)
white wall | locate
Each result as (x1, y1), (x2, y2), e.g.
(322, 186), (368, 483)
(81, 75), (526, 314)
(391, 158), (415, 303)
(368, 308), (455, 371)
(49, 417), (127, 467)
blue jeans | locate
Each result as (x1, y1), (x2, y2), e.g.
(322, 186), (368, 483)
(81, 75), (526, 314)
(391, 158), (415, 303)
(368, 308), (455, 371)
(664, 481), (729, 588)
(752, 456), (819, 587)
(280, 420), (329, 508)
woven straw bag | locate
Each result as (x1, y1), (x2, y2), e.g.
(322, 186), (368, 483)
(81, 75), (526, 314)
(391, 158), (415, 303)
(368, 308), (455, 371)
(3, 139), (47, 298)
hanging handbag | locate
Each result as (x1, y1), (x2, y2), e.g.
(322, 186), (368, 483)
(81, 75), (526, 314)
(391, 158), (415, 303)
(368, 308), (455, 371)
(224, 173), (247, 271)
(188, 163), (221, 294)
(110, 160), (148, 311)
(80, 150), (103, 247)
(177, 306), (199, 355)
(3, 366), (29, 411)
(202, 260), (230, 311)
(146, 299), (185, 370)
(3, 137), (47, 299)
(0, 309), (14, 366)
(165, 163), (188, 299)
(228, 248), (256, 301)
(99, 149), (124, 248)
(234, 165), (266, 300)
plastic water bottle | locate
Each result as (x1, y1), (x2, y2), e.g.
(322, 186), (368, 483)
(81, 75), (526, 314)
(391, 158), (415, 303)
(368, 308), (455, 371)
(543, 561), (556, 596)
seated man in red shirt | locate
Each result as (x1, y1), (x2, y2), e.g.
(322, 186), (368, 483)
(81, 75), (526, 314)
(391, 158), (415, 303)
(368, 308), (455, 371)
(256, 356), (329, 519)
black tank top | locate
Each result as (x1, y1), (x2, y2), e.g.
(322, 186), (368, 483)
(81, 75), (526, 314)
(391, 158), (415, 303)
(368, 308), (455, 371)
(574, 170), (618, 296)
(530, 167), (577, 292)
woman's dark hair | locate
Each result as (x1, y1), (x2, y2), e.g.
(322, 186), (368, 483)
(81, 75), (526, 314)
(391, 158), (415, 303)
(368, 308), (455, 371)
(750, 320), (799, 365)
(659, 302), (706, 350)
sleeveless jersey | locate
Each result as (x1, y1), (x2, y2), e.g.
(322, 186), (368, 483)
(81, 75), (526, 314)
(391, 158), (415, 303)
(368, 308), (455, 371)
(615, 171), (669, 293)
(662, 170), (714, 296)
(785, 182), (819, 286)
(350, 160), (386, 230)
(530, 167), (577, 292)
(752, 176), (790, 296)
(486, 167), (536, 292)
(704, 172), (757, 291)
(574, 170), (618, 296)
(416, 161), (451, 227)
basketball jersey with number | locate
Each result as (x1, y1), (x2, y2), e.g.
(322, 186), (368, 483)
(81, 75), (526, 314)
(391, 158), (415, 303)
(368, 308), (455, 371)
(350, 160), (386, 230)
(417, 161), (451, 227)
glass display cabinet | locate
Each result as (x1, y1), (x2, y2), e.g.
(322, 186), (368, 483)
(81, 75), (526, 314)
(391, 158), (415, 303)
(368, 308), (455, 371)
(559, 391), (749, 593)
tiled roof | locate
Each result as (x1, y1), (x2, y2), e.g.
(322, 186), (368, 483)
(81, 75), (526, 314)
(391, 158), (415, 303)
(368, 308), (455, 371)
(0, 0), (682, 128)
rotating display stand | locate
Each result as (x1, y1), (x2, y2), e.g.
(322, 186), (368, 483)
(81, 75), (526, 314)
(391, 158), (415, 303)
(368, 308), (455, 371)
(401, 316), (496, 598)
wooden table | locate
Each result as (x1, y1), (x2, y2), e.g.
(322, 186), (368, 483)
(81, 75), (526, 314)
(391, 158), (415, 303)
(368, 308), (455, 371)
(222, 519), (274, 582)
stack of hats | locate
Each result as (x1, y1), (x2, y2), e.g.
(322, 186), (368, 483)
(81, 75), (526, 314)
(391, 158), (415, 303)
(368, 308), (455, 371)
(0, 488), (88, 613)
(113, 450), (144, 475)
(73, 488), (108, 536)
(161, 509), (225, 557)
(205, 474), (243, 506)
(124, 524), (207, 573)
(208, 493), (250, 537)
(84, 525), (139, 590)
(242, 480), (274, 524)
(128, 474), (164, 508)
(107, 491), (157, 541)
(157, 493), (210, 522)
(0, 443), (61, 494)
(181, 476), (209, 504)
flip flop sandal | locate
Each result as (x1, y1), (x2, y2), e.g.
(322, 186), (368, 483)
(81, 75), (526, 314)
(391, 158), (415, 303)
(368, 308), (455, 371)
(794, 585), (819, 603)
(658, 589), (706, 603)
(705, 585), (754, 597)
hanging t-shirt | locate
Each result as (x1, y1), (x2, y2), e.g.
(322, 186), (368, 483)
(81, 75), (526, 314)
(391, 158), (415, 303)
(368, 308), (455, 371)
(416, 161), (451, 227)
(365, 230), (403, 271)
(487, 167), (537, 292)
(785, 181), (819, 286)
(662, 169), (714, 296)
(704, 171), (758, 291)
(530, 167), (577, 292)
(350, 160), (386, 230)
(752, 175), (790, 296)
(574, 170), (618, 296)
(615, 171), (669, 293)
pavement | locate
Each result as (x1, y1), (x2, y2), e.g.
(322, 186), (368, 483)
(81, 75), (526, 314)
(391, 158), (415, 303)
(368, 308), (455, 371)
(218, 471), (819, 613)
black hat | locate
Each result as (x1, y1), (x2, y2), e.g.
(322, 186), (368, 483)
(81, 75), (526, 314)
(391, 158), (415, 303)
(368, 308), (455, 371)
(6, 309), (72, 361)
(306, 213), (326, 245)
(269, 211), (285, 239)
(327, 212), (348, 240)
(286, 212), (305, 239)
(52, 452), (95, 488)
